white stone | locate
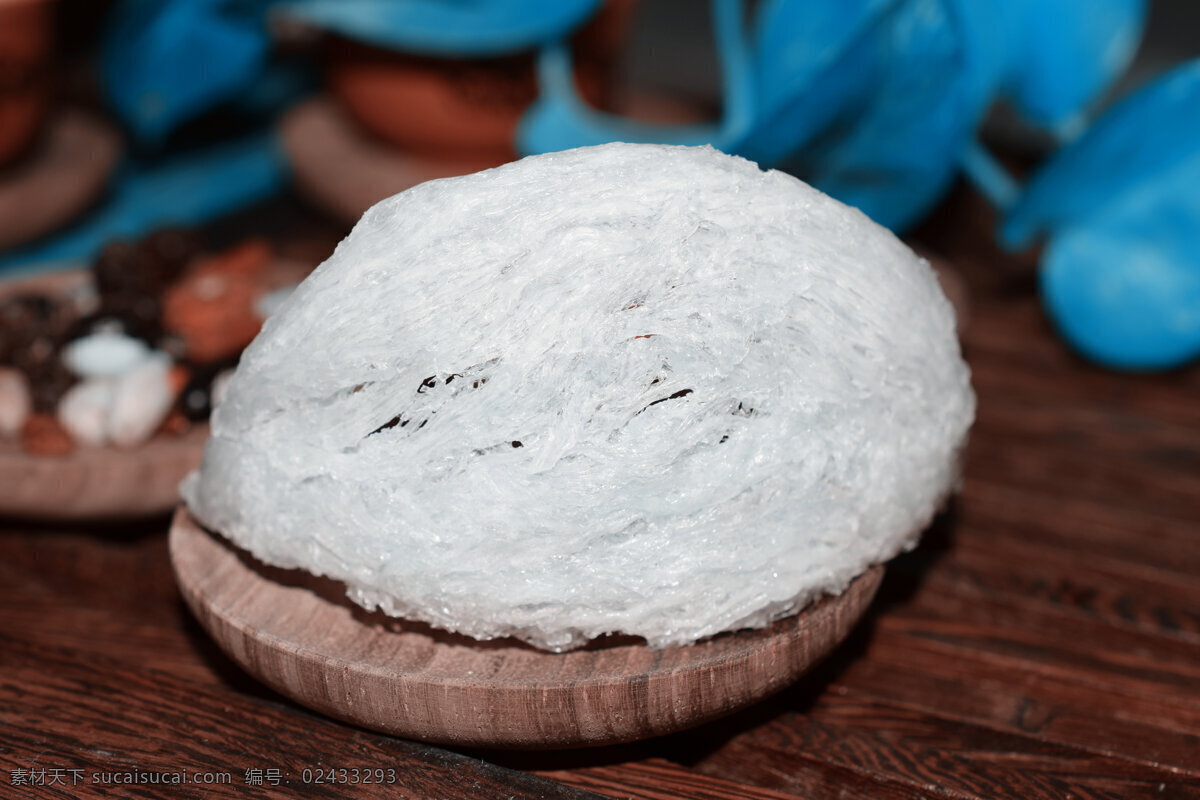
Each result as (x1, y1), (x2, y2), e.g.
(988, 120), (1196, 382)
(62, 330), (152, 379)
(183, 143), (975, 651)
(0, 368), (32, 437)
(109, 352), (173, 448)
(57, 378), (117, 446)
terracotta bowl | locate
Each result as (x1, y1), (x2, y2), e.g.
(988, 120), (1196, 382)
(0, 109), (121, 250)
(326, 0), (637, 159)
(0, 0), (54, 168)
(282, 88), (712, 226)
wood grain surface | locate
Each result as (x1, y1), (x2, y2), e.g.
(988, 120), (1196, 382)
(1, 188), (1198, 798)
(169, 507), (884, 749)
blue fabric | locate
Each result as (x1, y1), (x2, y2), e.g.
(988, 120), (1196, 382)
(103, 0), (274, 145)
(0, 135), (285, 274)
(1004, 59), (1200, 370)
(1004, 59), (1200, 249)
(517, 0), (1145, 232)
(776, 0), (985, 231)
(1001, 0), (1146, 133)
(733, 0), (892, 167)
(741, 0), (1145, 229)
(96, 0), (1149, 236)
(518, 0), (885, 167)
(517, 0), (753, 154)
(276, 0), (603, 57)
(1041, 179), (1200, 370)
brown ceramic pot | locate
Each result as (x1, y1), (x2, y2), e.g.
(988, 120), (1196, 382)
(326, 0), (637, 160)
(0, 0), (54, 168)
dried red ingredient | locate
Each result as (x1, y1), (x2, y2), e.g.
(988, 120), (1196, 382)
(167, 364), (191, 398)
(20, 412), (74, 457)
(162, 239), (273, 364)
(158, 410), (191, 437)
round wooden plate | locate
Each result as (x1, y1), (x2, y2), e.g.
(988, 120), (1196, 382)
(170, 506), (884, 749)
(0, 109), (121, 251)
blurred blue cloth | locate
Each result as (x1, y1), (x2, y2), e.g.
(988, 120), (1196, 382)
(1000, 0), (1145, 135)
(276, 0), (603, 56)
(7, 0), (305, 273)
(519, 0), (1145, 232)
(103, 0), (276, 145)
(68, 0), (1183, 371)
(734, 0), (893, 168)
(97, 0), (1147, 231)
(0, 135), (285, 274)
(518, 0), (753, 152)
(1004, 59), (1200, 370)
(770, 0), (986, 231)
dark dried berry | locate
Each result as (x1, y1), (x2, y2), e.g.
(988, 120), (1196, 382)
(0, 293), (58, 328)
(94, 229), (200, 300)
(179, 381), (212, 421)
(0, 328), (16, 366)
(26, 357), (76, 413)
(100, 291), (163, 333)
(143, 228), (202, 280)
(0, 316), (39, 366)
(178, 357), (237, 421)
(8, 332), (57, 376)
(93, 240), (150, 297)
(0, 295), (71, 362)
(65, 299), (162, 345)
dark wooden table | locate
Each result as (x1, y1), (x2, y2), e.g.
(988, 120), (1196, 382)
(2, 193), (1198, 799)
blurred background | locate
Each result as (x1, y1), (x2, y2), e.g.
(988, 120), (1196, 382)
(1, 0), (1199, 469)
(3, 6), (1199, 792)
(2, 0), (1196, 260)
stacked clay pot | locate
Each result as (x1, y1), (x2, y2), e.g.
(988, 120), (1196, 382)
(0, 0), (53, 168)
(326, 0), (637, 161)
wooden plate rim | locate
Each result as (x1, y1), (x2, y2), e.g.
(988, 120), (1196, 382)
(170, 505), (884, 747)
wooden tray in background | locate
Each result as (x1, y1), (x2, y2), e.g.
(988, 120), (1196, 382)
(0, 269), (207, 520)
(0, 258), (310, 520)
(0, 425), (208, 520)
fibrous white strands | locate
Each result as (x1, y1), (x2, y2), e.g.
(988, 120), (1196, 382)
(182, 143), (975, 651)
